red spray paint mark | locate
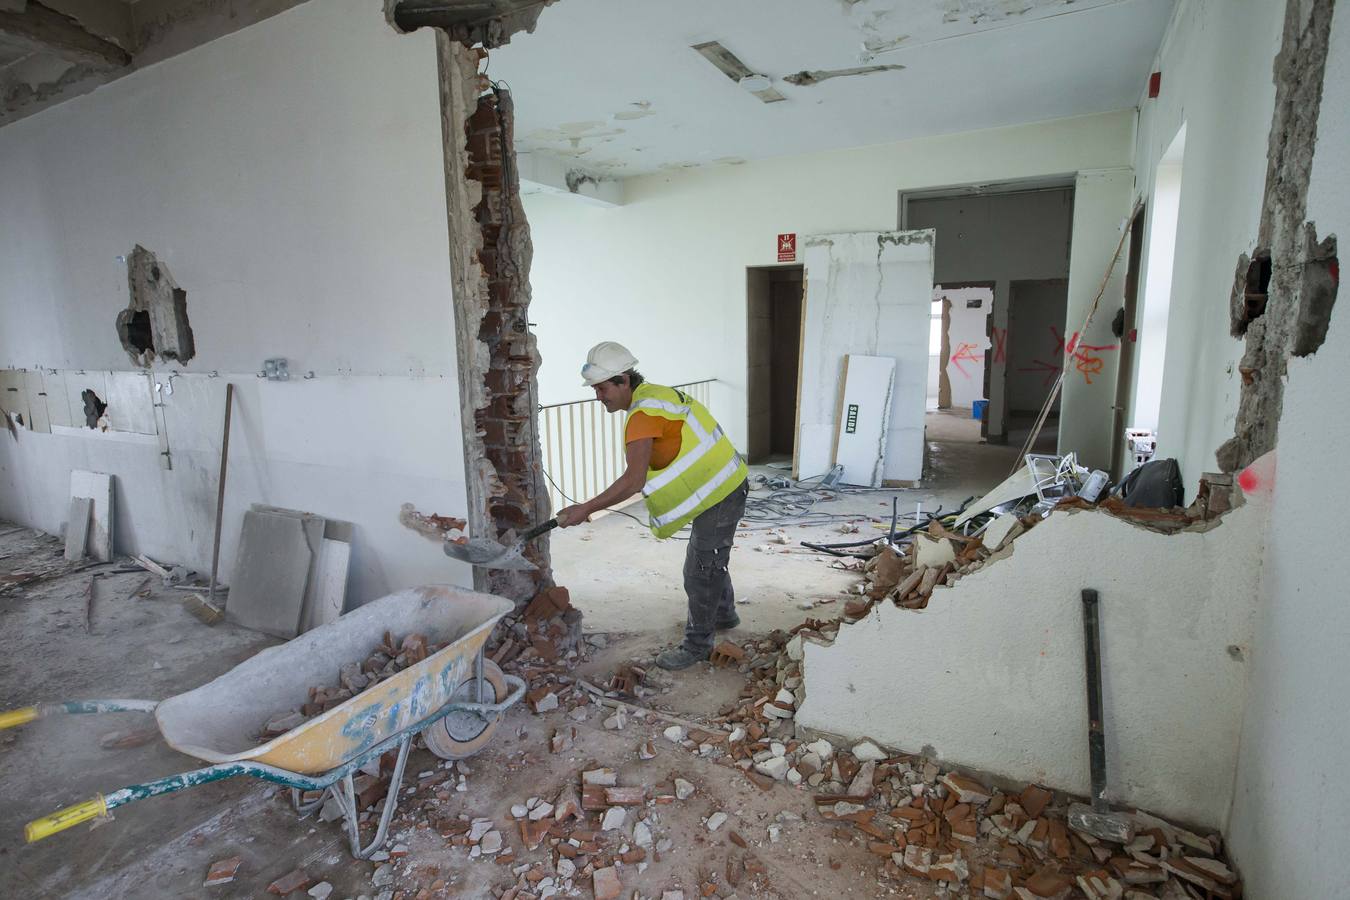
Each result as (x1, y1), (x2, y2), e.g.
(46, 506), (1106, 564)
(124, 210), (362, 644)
(949, 342), (983, 378)
(991, 327), (1007, 364)
(1237, 468), (1259, 493)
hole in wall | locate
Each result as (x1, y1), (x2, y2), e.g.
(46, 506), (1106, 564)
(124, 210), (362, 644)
(1232, 249), (1272, 337)
(118, 245), (195, 366)
(81, 389), (107, 429)
(122, 310), (154, 356)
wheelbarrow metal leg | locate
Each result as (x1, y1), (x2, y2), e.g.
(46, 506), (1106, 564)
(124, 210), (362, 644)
(291, 786), (326, 817)
(333, 731), (412, 859)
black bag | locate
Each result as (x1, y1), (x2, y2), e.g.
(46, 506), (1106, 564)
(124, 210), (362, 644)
(1115, 458), (1184, 508)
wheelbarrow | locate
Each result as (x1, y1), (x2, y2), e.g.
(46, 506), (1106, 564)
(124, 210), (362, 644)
(1, 585), (525, 859)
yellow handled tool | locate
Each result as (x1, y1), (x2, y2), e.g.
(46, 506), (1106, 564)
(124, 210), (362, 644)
(0, 706), (39, 730)
(25, 795), (108, 843)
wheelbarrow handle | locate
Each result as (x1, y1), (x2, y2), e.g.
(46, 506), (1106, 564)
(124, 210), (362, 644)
(26, 795), (108, 842)
(0, 699), (158, 730)
(0, 706), (39, 730)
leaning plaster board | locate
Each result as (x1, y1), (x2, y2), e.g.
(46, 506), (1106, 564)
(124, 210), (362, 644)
(0, 371), (28, 425)
(107, 371), (156, 435)
(43, 371), (73, 428)
(64, 496), (92, 561)
(69, 470), (113, 561)
(22, 371), (50, 433)
(307, 536), (352, 633)
(227, 508), (314, 639)
(831, 354), (895, 487)
(798, 495), (1267, 831)
(797, 230), (934, 484)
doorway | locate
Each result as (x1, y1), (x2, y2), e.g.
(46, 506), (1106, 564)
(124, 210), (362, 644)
(1006, 278), (1070, 448)
(746, 265), (803, 464)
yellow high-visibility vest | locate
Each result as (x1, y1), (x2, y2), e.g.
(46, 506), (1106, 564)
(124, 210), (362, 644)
(626, 383), (748, 539)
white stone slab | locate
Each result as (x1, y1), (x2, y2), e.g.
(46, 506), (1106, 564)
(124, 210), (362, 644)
(227, 508), (314, 638)
(69, 470), (114, 561)
(832, 354), (895, 488)
(64, 496), (92, 561)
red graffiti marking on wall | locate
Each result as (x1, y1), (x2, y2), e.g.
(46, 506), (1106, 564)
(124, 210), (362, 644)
(991, 326), (1007, 364)
(949, 342), (984, 378)
(1017, 325), (1119, 386)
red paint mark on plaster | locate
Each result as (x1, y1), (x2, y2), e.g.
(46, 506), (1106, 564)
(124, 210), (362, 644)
(1238, 450), (1278, 495)
(949, 342), (983, 378)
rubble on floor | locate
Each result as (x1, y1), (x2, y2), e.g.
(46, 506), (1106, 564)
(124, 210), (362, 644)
(311, 624), (1240, 900)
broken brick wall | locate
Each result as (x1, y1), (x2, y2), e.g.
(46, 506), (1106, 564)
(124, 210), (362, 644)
(435, 36), (553, 605)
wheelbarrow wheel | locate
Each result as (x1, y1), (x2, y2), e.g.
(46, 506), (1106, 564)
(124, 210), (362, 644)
(424, 658), (508, 760)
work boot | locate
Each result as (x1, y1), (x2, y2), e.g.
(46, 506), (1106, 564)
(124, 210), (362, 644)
(656, 645), (709, 670)
(714, 612), (740, 631)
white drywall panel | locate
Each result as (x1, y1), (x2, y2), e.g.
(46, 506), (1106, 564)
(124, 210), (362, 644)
(832, 355), (895, 488)
(524, 111), (1136, 452)
(1133, 0), (1284, 496)
(940, 287), (992, 409)
(0, 0), (452, 379)
(798, 498), (1267, 830)
(1057, 168), (1133, 470)
(1227, 3), (1350, 897)
(798, 232), (932, 483)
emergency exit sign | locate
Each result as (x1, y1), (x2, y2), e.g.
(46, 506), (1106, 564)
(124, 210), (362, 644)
(778, 233), (796, 262)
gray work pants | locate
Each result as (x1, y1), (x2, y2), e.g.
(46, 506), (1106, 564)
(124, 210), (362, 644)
(681, 478), (749, 655)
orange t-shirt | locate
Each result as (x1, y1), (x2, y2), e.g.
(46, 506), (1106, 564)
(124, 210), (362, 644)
(626, 412), (683, 470)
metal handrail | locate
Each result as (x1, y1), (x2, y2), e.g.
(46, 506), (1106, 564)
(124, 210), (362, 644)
(538, 380), (717, 513)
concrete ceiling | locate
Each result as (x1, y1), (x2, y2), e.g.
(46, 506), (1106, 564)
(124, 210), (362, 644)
(491, 0), (1175, 178)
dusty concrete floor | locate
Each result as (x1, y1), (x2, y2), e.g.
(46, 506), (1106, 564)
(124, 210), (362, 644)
(0, 526), (945, 899)
(0, 432), (1052, 898)
(553, 434), (1051, 637)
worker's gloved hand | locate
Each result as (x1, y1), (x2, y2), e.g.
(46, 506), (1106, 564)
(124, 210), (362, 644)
(556, 505), (591, 527)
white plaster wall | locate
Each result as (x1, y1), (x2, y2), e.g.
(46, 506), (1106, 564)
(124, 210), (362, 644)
(524, 111), (1136, 455)
(940, 287), (992, 410)
(798, 500), (1267, 830)
(1132, 0), (1285, 495)
(0, 0), (475, 601)
(1227, 3), (1350, 896)
(797, 232), (933, 484)
(1057, 168), (1134, 470)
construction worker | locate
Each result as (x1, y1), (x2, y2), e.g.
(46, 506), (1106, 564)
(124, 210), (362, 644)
(555, 342), (749, 670)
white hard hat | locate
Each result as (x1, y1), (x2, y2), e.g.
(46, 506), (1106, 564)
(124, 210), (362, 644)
(581, 341), (638, 386)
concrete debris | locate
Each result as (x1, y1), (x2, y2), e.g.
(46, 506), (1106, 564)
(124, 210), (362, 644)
(706, 811), (728, 831)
